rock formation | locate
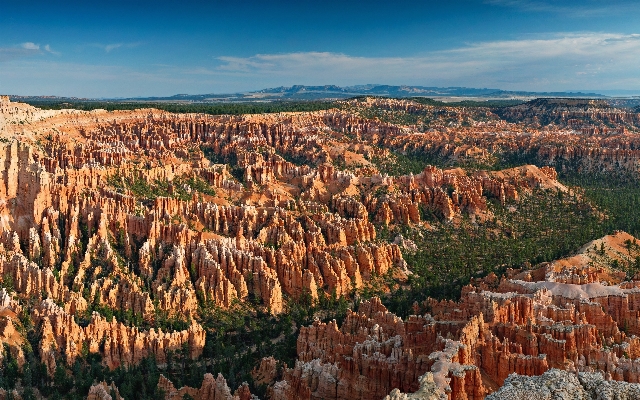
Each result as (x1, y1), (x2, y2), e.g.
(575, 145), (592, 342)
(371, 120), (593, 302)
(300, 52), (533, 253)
(261, 232), (640, 399)
(487, 369), (640, 400)
(157, 373), (257, 400)
(0, 96), (639, 398)
(87, 382), (125, 400)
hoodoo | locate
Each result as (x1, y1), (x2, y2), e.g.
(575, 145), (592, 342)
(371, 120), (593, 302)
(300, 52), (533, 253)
(0, 95), (639, 398)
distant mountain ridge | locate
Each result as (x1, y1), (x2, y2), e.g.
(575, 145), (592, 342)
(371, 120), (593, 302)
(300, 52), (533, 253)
(133, 85), (606, 102)
(9, 84), (609, 103)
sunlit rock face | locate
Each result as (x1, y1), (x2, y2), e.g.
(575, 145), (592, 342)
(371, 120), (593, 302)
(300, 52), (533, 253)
(264, 232), (640, 399)
(0, 96), (639, 399)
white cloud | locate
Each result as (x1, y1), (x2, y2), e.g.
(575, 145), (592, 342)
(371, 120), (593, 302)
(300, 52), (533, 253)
(88, 42), (143, 53)
(43, 44), (60, 55)
(0, 48), (32, 62)
(0, 42), (57, 62)
(484, 0), (640, 17)
(1, 32), (639, 97)
(210, 33), (640, 91)
(0, 61), (208, 97)
(105, 43), (122, 52)
(21, 42), (40, 50)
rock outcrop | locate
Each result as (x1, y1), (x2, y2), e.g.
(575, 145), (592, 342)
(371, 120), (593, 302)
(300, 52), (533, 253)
(268, 297), (485, 400)
(487, 369), (640, 400)
(87, 381), (125, 400)
(157, 373), (256, 400)
(34, 298), (205, 372)
(266, 232), (640, 399)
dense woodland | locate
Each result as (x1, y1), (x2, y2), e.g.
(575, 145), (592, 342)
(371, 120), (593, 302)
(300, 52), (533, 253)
(372, 147), (640, 315)
(21, 97), (522, 117)
(17, 100), (337, 115)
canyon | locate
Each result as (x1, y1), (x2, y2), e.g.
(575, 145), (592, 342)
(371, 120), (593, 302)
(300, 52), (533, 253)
(0, 95), (639, 399)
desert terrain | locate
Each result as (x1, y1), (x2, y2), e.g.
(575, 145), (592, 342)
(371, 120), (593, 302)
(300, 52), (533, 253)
(0, 95), (640, 399)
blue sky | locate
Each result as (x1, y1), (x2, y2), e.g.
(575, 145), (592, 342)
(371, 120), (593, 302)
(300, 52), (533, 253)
(1, 0), (639, 97)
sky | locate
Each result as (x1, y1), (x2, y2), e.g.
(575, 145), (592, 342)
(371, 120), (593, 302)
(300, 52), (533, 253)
(1, 0), (640, 97)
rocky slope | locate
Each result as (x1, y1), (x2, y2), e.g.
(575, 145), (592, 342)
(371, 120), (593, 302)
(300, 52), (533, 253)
(255, 231), (640, 399)
(340, 97), (640, 175)
(0, 96), (639, 398)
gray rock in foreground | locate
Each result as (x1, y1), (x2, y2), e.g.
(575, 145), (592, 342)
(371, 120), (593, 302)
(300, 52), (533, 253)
(486, 368), (640, 400)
